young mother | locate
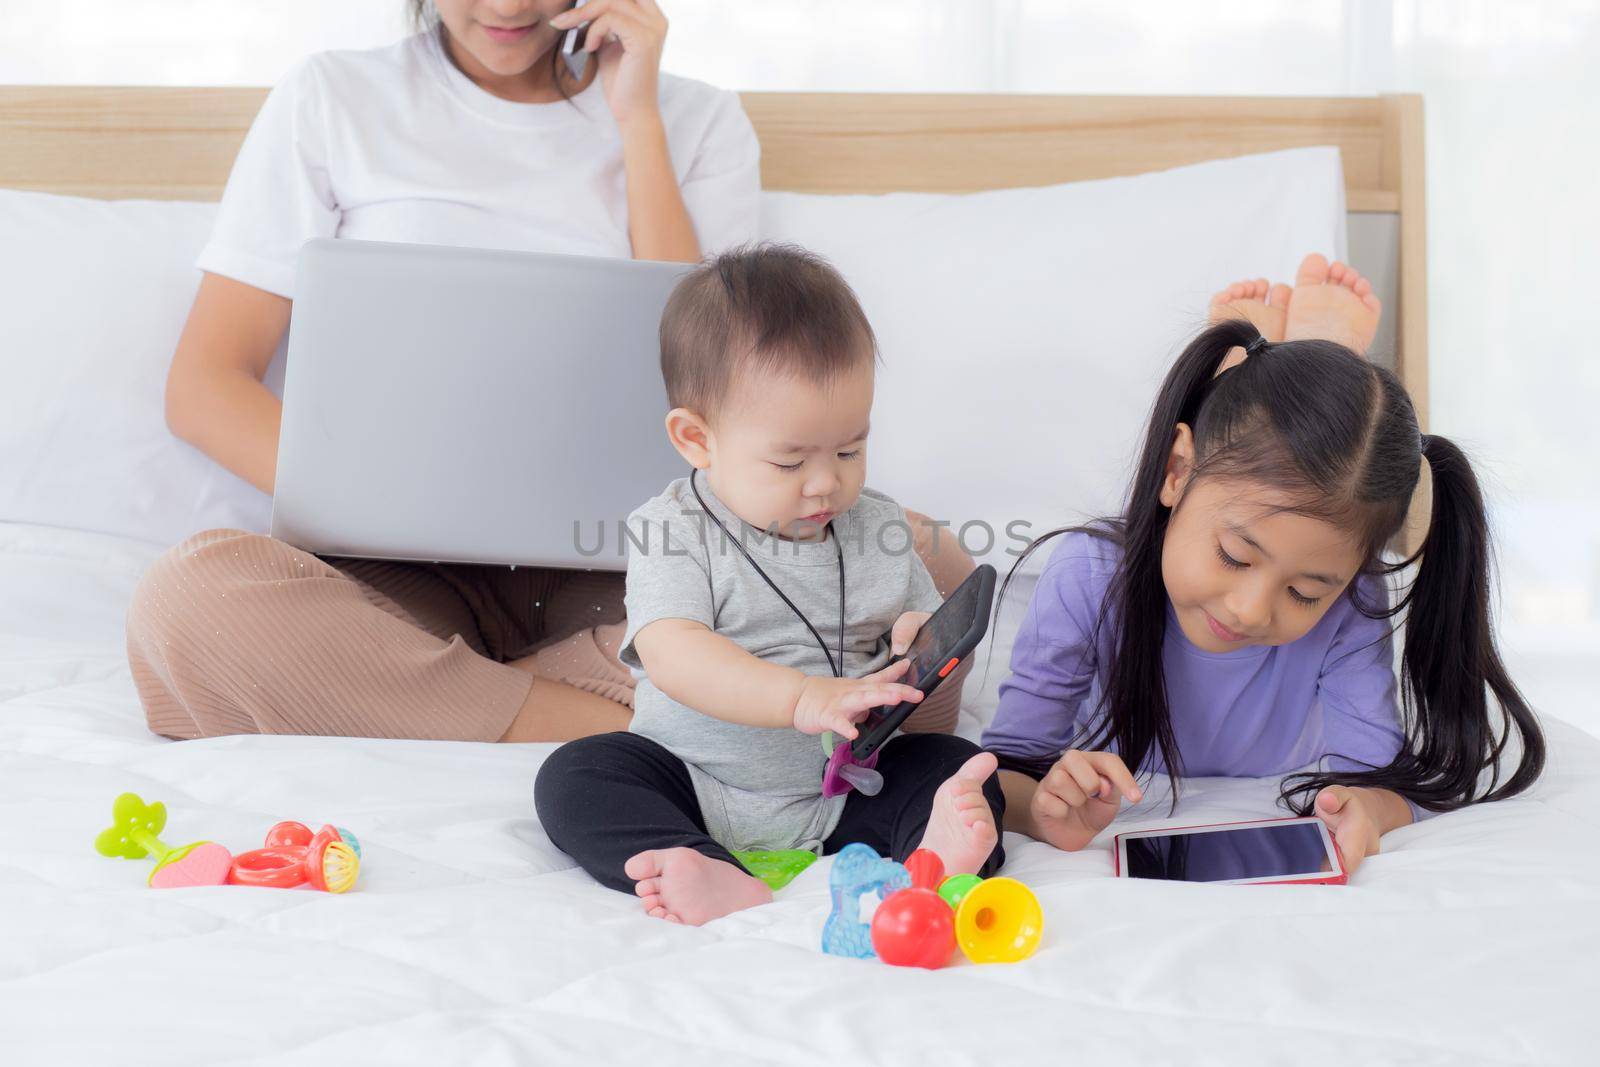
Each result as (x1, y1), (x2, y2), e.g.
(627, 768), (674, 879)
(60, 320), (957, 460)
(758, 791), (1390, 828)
(127, 0), (974, 746)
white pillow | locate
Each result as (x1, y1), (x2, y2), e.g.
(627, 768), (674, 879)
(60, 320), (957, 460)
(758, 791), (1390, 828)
(1, 144), (1343, 708)
(0, 189), (273, 547)
(760, 146), (1349, 722)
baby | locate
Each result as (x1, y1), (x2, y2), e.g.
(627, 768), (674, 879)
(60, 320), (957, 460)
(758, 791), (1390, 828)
(535, 244), (1004, 924)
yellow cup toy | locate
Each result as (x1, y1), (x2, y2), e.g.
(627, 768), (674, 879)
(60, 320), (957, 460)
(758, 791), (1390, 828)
(952, 876), (1044, 964)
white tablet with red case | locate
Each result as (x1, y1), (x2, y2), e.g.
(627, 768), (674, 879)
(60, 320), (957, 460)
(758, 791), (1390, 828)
(1113, 816), (1347, 886)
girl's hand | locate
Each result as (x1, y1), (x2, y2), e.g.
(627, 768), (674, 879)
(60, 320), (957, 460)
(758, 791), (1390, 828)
(792, 659), (923, 739)
(1030, 749), (1143, 850)
(1314, 785), (1382, 876)
(550, 0), (667, 129)
(888, 611), (932, 656)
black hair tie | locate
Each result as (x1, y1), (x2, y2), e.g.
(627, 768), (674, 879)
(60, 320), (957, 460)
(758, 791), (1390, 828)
(1245, 334), (1270, 356)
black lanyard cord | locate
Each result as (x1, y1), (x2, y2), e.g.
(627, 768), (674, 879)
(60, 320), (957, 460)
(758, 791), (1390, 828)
(689, 468), (846, 678)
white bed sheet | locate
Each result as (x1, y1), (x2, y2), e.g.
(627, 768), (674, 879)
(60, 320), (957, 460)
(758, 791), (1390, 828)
(2, 521), (1597, 1065)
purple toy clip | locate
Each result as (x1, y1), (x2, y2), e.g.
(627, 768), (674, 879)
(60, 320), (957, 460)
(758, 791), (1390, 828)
(822, 735), (884, 798)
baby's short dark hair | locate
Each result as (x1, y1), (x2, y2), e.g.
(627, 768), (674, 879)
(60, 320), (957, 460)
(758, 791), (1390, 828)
(659, 243), (877, 420)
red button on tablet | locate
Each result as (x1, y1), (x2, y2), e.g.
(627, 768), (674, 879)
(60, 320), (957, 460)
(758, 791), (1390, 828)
(938, 657), (959, 678)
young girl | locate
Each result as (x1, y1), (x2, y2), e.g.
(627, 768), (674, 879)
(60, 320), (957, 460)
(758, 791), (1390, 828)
(983, 318), (1545, 872)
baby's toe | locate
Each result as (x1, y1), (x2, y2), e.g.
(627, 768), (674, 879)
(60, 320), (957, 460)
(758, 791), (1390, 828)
(624, 850), (664, 881)
(634, 877), (662, 899)
(953, 788), (987, 810)
(956, 750), (999, 783)
(961, 804), (997, 829)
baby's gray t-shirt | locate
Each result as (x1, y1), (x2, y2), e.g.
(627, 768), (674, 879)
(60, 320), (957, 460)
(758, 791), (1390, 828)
(619, 476), (944, 853)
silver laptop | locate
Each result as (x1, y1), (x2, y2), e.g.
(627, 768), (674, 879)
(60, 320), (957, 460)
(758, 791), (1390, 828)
(272, 238), (693, 570)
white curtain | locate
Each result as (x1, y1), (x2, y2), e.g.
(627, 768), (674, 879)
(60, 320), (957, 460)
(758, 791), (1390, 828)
(4, 0), (1596, 729)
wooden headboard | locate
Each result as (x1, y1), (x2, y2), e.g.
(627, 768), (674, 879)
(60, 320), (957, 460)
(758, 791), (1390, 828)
(0, 87), (1427, 422)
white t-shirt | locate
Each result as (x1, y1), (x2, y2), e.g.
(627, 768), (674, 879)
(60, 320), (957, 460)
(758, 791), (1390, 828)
(199, 30), (761, 298)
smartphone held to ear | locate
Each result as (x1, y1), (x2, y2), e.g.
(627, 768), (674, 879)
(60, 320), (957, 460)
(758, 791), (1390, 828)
(562, 0), (590, 78)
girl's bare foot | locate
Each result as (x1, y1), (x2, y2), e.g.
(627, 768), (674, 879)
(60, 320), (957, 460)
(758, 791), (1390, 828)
(1283, 252), (1383, 354)
(623, 847), (772, 925)
(1208, 277), (1291, 343)
(917, 751), (1000, 876)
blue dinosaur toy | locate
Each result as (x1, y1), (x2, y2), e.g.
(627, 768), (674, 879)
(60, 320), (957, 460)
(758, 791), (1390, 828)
(821, 843), (911, 959)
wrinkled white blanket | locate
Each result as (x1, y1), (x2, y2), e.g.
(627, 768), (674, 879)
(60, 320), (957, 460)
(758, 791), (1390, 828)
(2, 523), (1594, 1065)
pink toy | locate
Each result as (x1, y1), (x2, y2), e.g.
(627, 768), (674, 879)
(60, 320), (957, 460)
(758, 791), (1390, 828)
(94, 793), (234, 888)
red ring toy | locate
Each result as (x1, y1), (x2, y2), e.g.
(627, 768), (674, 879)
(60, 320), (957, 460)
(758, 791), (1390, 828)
(228, 822), (360, 892)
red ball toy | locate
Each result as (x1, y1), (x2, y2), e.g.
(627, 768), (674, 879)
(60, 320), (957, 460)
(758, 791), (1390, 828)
(870, 886), (956, 969)
(903, 848), (946, 891)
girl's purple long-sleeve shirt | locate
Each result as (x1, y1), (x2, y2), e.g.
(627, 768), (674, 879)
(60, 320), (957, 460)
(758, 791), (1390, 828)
(981, 531), (1406, 780)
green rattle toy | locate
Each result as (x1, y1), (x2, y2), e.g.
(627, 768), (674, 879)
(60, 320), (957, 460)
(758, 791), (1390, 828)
(94, 793), (234, 888)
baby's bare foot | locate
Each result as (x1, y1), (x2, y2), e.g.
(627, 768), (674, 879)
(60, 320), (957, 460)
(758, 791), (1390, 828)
(623, 847), (772, 926)
(917, 751), (1000, 876)
(1208, 277), (1290, 343)
(1283, 252), (1383, 354)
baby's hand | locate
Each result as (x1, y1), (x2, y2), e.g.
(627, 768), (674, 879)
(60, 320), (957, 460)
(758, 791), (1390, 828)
(1031, 749), (1143, 850)
(792, 658), (924, 738)
(888, 611), (932, 656)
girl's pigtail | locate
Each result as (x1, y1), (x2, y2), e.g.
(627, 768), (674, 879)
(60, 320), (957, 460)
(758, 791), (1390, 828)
(1087, 318), (1266, 795)
(1283, 433), (1546, 814)
(1397, 434), (1545, 809)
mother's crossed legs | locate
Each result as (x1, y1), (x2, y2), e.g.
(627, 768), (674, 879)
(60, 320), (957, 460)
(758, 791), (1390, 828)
(127, 529), (631, 742)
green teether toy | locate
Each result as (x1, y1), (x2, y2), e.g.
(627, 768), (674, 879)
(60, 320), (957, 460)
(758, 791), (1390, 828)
(734, 849), (819, 891)
(94, 792), (234, 888)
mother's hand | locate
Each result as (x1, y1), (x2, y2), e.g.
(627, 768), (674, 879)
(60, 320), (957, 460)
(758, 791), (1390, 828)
(552, 0), (668, 129)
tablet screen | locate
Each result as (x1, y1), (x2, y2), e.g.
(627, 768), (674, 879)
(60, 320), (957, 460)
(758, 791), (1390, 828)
(1123, 822), (1333, 882)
